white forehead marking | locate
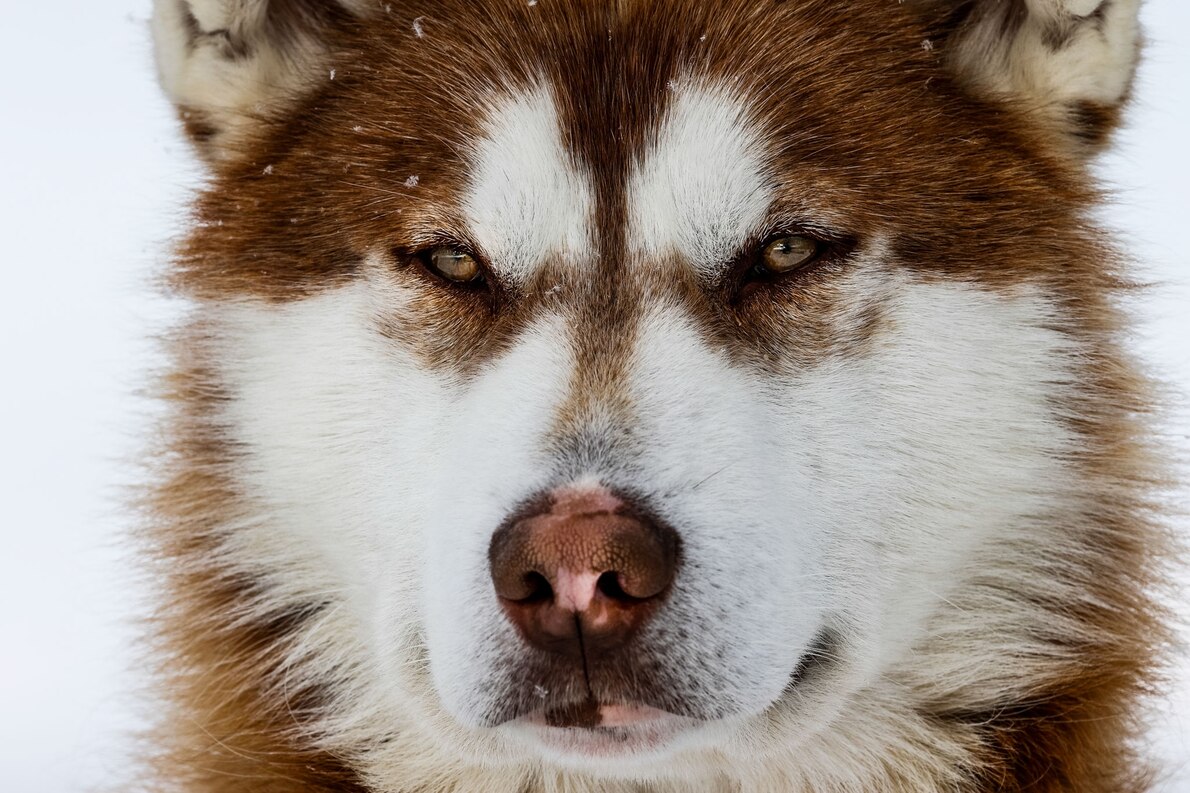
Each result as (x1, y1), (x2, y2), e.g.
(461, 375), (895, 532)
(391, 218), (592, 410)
(628, 82), (773, 274)
(463, 86), (594, 282)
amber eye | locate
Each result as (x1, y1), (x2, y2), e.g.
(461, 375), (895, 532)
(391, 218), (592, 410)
(759, 235), (821, 275)
(422, 246), (483, 284)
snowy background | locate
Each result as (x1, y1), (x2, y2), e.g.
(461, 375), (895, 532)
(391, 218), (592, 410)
(0, 2), (1185, 791)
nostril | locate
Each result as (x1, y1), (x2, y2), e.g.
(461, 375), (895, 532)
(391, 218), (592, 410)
(489, 487), (682, 657)
(519, 571), (553, 604)
(596, 571), (635, 602)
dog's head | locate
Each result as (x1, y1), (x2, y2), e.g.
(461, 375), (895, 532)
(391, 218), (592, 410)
(153, 0), (1154, 786)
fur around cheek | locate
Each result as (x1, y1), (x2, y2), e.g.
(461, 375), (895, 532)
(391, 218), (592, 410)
(195, 273), (1090, 791)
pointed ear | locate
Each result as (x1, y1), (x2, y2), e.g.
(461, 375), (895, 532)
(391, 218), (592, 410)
(913, 0), (1142, 157)
(152, 0), (375, 162)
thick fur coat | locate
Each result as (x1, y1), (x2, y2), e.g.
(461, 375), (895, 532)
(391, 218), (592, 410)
(144, 1), (1172, 791)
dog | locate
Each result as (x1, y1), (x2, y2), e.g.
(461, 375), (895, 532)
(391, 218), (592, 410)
(145, 0), (1171, 790)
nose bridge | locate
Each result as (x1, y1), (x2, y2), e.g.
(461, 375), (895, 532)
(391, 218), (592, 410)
(548, 265), (644, 450)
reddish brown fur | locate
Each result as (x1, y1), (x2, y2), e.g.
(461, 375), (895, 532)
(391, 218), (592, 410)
(147, 1), (1171, 791)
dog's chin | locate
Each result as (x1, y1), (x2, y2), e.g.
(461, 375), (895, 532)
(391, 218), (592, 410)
(504, 704), (701, 761)
(494, 629), (843, 764)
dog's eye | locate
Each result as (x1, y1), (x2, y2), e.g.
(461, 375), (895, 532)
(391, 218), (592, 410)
(421, 246), (483, 284)
(732, 232), (848, 301)
(759, 235), (821, 275)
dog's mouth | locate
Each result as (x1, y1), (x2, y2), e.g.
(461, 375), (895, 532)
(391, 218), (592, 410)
(503, 628), (841, 757)
(511, 702), (695, 757)
(530, 699), (678, 729)
(783, 627), (840, 692)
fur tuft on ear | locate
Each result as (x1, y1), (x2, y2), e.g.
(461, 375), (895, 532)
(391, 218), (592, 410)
(152, 0), (375, 162)
(912, 0), (1142, 157)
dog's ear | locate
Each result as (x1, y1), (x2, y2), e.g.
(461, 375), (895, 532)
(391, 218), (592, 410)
(152, 0), (375, 162)
(911, 0), (1141, 157)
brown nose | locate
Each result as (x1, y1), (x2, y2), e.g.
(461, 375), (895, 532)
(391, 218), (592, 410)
(489, 488), (679, 659)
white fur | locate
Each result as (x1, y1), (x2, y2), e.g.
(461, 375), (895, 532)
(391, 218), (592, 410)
(628, 82), (772, 274)
(463, 86), (595, 282)
(205, 249), (1088, 789)
(417, 311), (579, 726)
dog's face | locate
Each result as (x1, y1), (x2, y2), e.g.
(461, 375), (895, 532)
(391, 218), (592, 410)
(154, 0), (1148, 785)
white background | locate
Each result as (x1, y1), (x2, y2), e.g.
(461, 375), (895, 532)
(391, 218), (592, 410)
(0, 2), (1185, 790)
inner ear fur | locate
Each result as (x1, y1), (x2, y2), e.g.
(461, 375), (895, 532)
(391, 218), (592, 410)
(152, 0), (375, 162)
(911, 0), (1142, 157)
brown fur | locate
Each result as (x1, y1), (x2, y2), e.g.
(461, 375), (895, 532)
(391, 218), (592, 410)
(145, 1), (1170, 791)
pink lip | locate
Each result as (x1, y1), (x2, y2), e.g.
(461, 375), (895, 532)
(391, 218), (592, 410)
(593, 703), (672, 727)
(521, 703), (674, 729)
